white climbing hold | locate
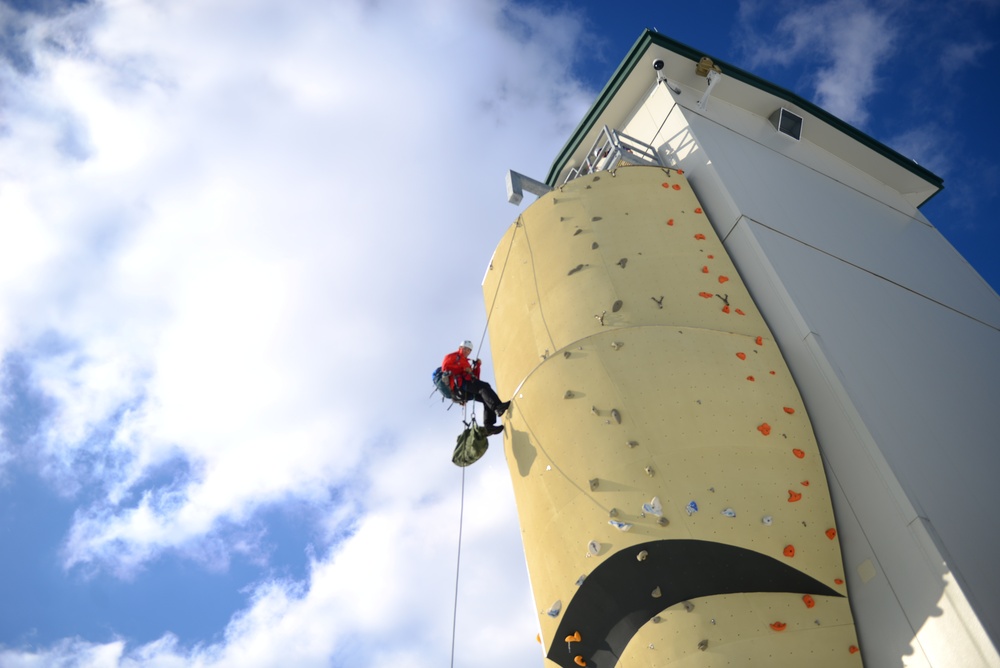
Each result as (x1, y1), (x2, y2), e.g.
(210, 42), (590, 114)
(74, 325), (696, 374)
(721, 507), (736, 518)
(611, 341), (624, 350)
(645, 466), (655, 477)
(682, 601), (695, 612)
(651, 587), (662, 598)
(588, 540), (602, 556)
(575, 575), (587, 586)
(686, 501), (699, 516)
(762, 515), (773, 526)
(546, 600), (562, 617)
(642, 497), (663, 516)
(609, 520), (633, 532)
(636, 550), (648, 561)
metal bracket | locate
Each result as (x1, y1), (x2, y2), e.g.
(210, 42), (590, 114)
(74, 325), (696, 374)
(506, 170), (552, 205)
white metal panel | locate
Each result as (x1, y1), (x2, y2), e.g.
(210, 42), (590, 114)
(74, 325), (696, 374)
(683, 113), (1000, 328)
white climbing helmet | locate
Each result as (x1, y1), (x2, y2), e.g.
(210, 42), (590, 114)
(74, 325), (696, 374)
(459, 339), (473, 351)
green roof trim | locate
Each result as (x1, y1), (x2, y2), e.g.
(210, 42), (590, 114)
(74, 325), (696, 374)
(546, 30), (944, 192)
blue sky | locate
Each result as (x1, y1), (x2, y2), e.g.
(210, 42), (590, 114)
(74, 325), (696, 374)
(0, 0), (997, 666)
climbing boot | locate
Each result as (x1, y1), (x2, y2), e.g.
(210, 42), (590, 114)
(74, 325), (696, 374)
(486, 424), (505, 436)
(496, 400), (511, 417)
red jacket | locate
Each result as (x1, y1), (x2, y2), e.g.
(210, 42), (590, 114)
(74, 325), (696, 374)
(442, 348), (480, 391)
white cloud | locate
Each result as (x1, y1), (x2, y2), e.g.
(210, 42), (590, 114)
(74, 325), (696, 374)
(0, 0), (589, 662)
(739, 0), (897, 126)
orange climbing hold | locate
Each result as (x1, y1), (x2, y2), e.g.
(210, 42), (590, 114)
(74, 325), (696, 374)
(707, 254), (714, 259)
(826, 528), (838, 540)
(736, 352), (746, 360)
(667, 218), (675, 226)
(536, 634), (541, 644)
(770, 622), (787, 632)
(695, 207), (703, 214)
(783, 407), (795, 414)
(849, 646), (859, 654)
(788, 490), (802, 502)
(803, 595), (815, 608)
(722, 305), (730, 314)
(566, 631), (582, 643)
(792, 448), (805, 458)
(783, 545), (796, 558)
(758, 423), (772, 436)
(801, 480), (810, 486)
(574, 656), (587, 667)
(735, 308), (745, 315)
(702, 266), (709, 273)
(699, 292), (713, 298)
(694, 233), (706, 240)
(835, 578), (844, 585)
(747, 376), (755, 382)
(677, 169), (685, 174)
(718, 275), (729, 284)
(769, 370), (776, 375)
(661, 183), (671, 189)
(672, 184), (682, 190)
(755, 336), (763, 346)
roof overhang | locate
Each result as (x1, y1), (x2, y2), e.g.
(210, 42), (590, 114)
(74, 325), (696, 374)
(546, 30), (944, 207)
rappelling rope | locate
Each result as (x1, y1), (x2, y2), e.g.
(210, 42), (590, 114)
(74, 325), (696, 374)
(449, 216), (521, 667)
(449, 464), (466, 668)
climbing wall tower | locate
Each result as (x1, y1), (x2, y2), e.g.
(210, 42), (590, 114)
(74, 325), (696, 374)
(486, 30), (1000, 668)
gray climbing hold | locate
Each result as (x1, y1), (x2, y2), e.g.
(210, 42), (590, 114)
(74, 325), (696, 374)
(611, 409), (621, 424)
(611, 341), (623, 350)
(682, 601), (694, 612)
(589, 478), (599, 490)
(612, 300), (623, 312)
(644, 466), (654, 477)
(592, 216), (602, 221)
(657, 516), (669, 527)
(721, 507), (736, 518)
(564, 390), (575, 399)
(652, 616), (661, 623)
(568, 264), (586, 276)
(617, 258), (628, 268)
(609, 508), (618, 518)
(592, 242), (599, 249)
(563, 350), (571, 358)
(575, 575), (587, 586)
(588, 540), (601, 556)
(651, 587), (662, 598)
(698, 640), (709, 651)
(626, 440), (639, 448)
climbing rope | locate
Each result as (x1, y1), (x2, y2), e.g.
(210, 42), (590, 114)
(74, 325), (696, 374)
(449, 465), (466, 668)
(448, 216), (521, 667)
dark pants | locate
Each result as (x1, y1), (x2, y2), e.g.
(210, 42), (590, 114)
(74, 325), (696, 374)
(457, 379), (502, 426)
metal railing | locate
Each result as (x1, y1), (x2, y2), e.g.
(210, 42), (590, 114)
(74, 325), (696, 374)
(563, 126), (663, 183)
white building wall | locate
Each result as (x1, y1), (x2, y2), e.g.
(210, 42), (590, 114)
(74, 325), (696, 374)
(619, 87), (1000, 667)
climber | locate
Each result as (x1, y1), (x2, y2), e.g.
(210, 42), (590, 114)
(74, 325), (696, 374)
(442, 340), (510, 436)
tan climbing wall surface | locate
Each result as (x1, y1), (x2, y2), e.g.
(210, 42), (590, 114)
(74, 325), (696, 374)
(483, 166), (861, 667)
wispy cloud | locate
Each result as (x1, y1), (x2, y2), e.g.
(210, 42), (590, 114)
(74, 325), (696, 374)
(737, 0), (897, 126)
